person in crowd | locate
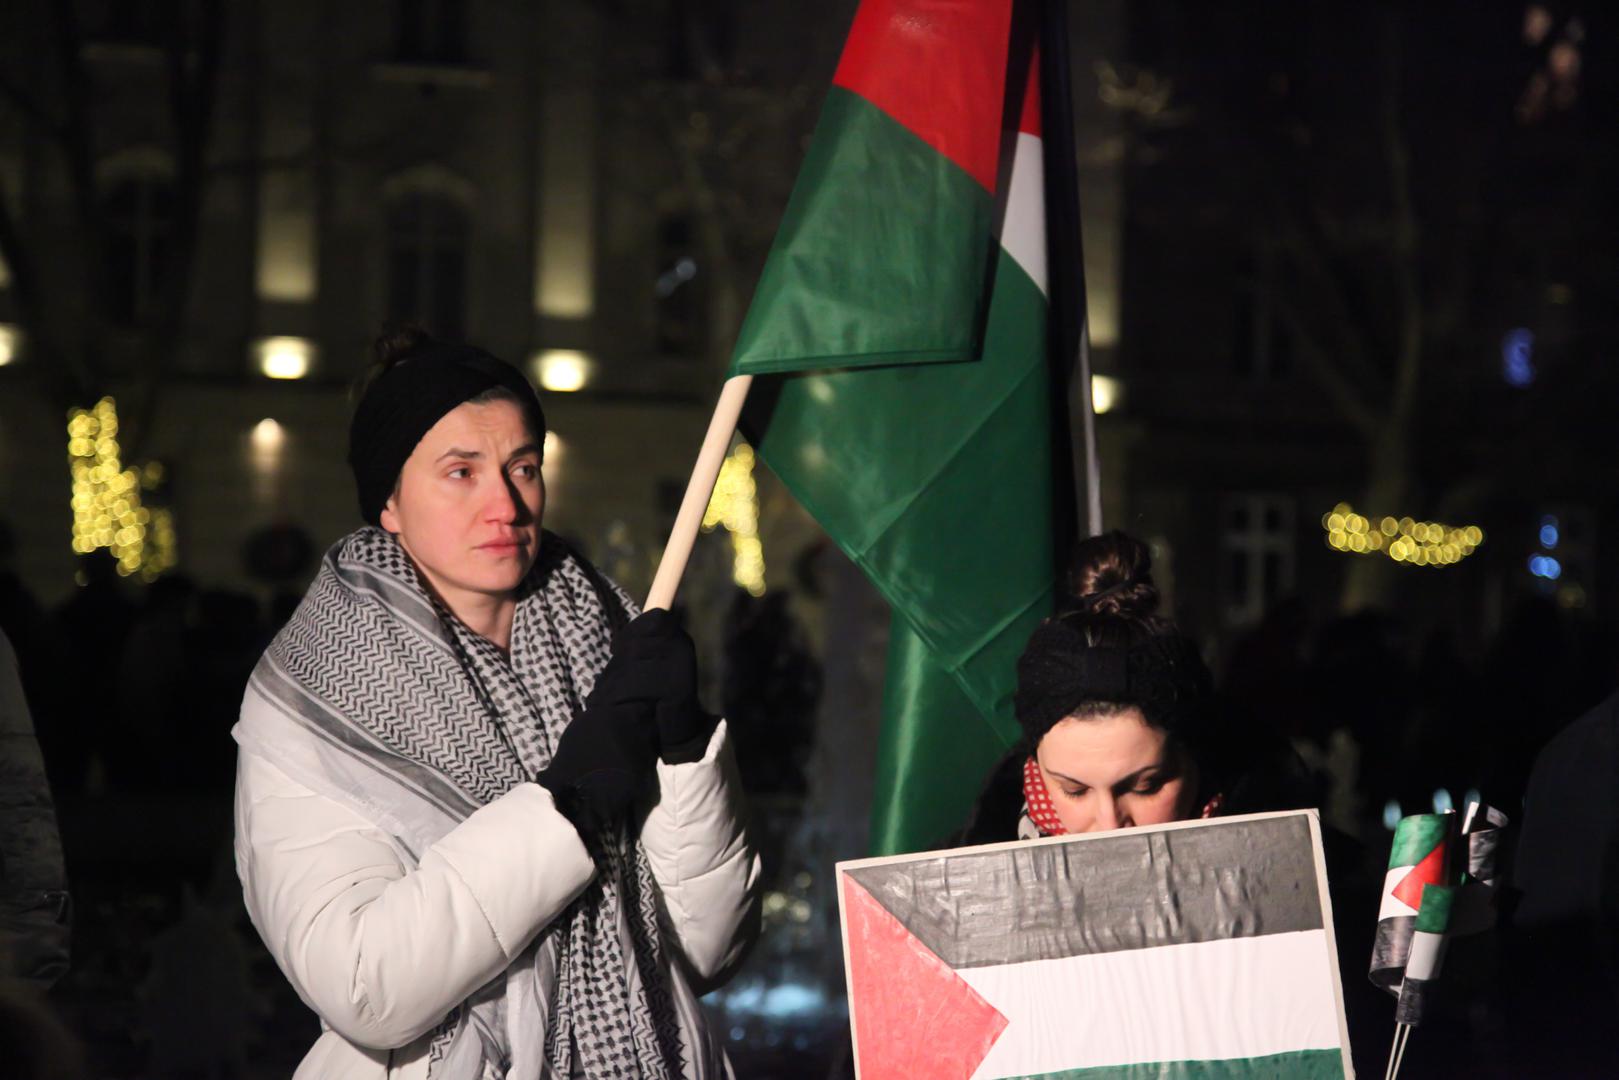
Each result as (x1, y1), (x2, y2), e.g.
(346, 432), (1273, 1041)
(957, 529), (1384, 1073)
(0, 626), (71, 989)
(0, 625), (82, 1079)
(958, 531), (1243, 843)
(1500, 687), (1619, 1073)
(232, 328), (760, 1079)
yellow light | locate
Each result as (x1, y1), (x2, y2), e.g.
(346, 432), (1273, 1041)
(1091, 375), (1122, 415)
(65, 396), (175, 580)
(1322, 502), (1483, 569)
(702, 442), (766, 595)
(251, 418), (286, 453)
(0, 323), (17, 366)
(255, 336), (313, 380)
(533, 350), (591, 393)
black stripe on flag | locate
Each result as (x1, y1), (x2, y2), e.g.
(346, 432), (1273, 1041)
(1370, 915), (1417, 993)
(845, 814), (1324, 969)
(1395, 975), (1435, 1025)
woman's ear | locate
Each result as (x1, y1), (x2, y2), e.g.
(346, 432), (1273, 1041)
(379, 492), (401, 534)
(1199, 793), (1224, 819)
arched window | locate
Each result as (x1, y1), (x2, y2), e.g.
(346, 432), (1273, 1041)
(386, 192), (468, 338)
(103, 172), (176, 327)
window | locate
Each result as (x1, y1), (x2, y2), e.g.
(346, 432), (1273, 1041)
(387, 193), (468, 338)
(654, 214), (704, 358)
(1221, 494), (1296, 626)
(395, 0), (466, 64)
(93, 0), (178, 44)
(1232, 246), (1291, 380)
(104, 174), (176, 326)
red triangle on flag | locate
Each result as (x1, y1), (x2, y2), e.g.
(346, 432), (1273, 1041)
(841, 872), (1009, 1080)
(832, 0), (1013, 193)
(1393, 837), (1449, 911)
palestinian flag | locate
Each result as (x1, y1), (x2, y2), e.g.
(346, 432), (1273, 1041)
(1370, 813), (1454, 996)
(730, 0), (1065, 855)
(1370, 804), (1508, 1025)
(1394, 884), (1455, 1026)
(837, 812), (1354, 1079)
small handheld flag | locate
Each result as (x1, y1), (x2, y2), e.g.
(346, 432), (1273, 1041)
(1371, 801), (1508, 1079)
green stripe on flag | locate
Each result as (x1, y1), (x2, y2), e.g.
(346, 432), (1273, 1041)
(870, 622), (1008, 853)
(1002, 1048), (1347, 1080)
(1415, 883), (1456, 934)
(730, 88), (995, 376)
(753, 244), (1054, 853)
(1387, 813), (1449, 868)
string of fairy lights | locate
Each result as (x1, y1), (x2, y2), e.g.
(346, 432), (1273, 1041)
(702, 442), (767, 596)
(67, 397), (177, 581)
(1321, 502), (1483, 567)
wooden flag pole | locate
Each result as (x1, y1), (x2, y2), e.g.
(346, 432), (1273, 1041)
(644, 374), (754, 612)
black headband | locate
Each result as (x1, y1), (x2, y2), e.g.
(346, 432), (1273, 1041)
(1013, 615), (1212, 746)
(347, 342), (547, 526)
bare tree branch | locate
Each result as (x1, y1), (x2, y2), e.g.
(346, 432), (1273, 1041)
(1272, 295), (1380, 435)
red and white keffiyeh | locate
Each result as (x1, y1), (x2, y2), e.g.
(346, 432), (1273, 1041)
(1022, 755), (1068, 837)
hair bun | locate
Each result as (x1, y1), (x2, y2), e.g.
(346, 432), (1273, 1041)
(1067, 530), (1159, 618)
(354, 324), (436, 402)
(372, 323), (435, 370)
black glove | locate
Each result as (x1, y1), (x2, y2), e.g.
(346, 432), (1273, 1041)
(594, 609), (717, 765)
(534, 690), (659, 842)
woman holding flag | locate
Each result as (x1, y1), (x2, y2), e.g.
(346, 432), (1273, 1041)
(230, 329), (760, 1079)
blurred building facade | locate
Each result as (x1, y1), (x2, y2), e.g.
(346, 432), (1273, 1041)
(0, 0), (1139, 631)
(0, 0), (826, 606)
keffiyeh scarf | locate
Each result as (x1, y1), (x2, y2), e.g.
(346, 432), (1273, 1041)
(1020, 755), (1066, 838)
(235, 527), (684, 1078)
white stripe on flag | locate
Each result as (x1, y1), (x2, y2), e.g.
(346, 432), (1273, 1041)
(1378, 865), (1420, 921)
(1405, 929), (1448, 981)
(1000, 131), (1047, 296)
(960, 930), (1343, 1079)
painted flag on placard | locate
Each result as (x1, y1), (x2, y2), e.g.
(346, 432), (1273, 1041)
(837, 811), (1355, 1079)
(729, 0), (1071, 855)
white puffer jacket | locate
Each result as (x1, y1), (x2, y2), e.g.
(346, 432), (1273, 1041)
(233, 705), (760, 1080)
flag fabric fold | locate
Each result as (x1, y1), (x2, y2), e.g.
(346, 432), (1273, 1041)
(731, 0), (1062, 854)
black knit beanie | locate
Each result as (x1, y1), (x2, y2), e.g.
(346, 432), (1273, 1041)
(1013, 613), (1213, 748)
(347, 340), (547, 526)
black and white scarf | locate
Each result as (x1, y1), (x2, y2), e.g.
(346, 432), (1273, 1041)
(236, 527), (683, 1079)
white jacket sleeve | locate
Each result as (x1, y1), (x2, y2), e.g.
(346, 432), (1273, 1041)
(639, 719), (762, 985)
(233, 752), (595, 1050)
